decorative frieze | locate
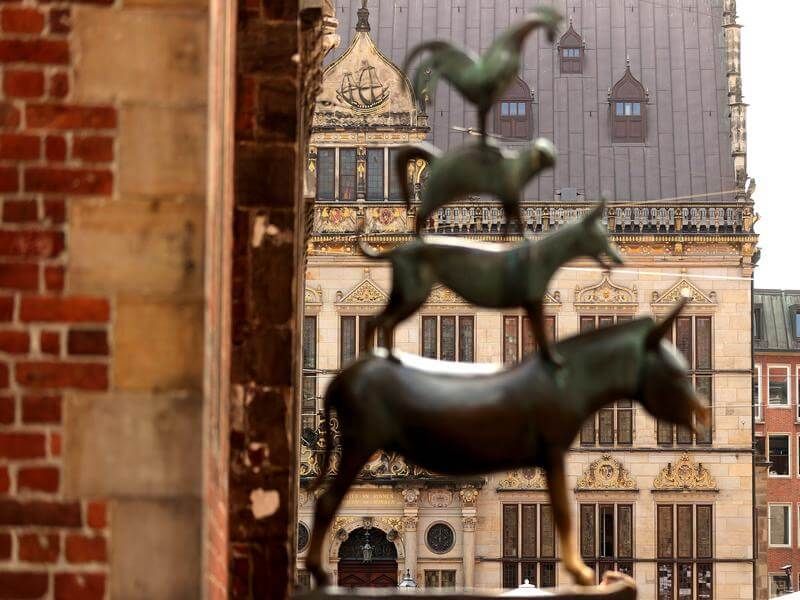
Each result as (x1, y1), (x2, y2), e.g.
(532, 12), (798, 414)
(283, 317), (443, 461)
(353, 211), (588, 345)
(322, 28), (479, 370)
(497, 468), (547, 491)
(576, 455), (636, 491)
(653, 453), (718, 492)
(574, 272), (638, 314)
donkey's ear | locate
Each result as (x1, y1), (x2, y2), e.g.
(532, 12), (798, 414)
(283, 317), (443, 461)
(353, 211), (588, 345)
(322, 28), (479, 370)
(584, 199), (606, 225)
(646, 296), (690, 348)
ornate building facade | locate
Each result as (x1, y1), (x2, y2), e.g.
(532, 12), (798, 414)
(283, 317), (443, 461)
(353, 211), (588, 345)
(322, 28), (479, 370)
(298, 2), (757, 600)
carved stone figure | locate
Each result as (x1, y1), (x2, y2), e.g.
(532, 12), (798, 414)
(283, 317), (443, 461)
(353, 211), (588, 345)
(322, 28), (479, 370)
(305, 298), (709, 587)
(358, 203), (623, 365)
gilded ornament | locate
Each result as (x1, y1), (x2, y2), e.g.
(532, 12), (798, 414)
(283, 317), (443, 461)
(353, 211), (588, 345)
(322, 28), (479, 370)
(575, 455), (636, 490)
(459, 487), (479, 506)
(574, 273), (638, 311)
(427, 490), (453, 508)
(652, 279), (715, 307)
(400, 487), (421, 506)
(653, 453), (718, 491)
(497, 468), (547, 491)
(462, 516), (478, 531)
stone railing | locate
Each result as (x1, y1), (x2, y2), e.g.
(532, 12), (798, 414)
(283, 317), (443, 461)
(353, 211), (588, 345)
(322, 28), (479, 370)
(311, 201), (754, 236)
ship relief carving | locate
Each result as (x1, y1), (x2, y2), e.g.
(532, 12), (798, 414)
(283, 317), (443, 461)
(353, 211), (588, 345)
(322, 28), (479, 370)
(337, 60), (390, 113)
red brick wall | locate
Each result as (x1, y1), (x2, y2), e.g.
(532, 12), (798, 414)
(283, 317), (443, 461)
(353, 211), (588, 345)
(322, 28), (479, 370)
(0, 2), (112, 597)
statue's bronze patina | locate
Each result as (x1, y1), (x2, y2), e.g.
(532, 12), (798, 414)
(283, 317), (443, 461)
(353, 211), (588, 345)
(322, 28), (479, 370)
(358, 203), (622, 365)
(394, 138), (556, 233)
(306, 299), (708, 587)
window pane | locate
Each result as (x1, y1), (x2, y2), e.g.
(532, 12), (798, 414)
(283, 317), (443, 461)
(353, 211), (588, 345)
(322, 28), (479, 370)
(440, 316), (456, 361)
(658, 563), (674, 600)
(581, 417), (596, 445)
(388, 148), (406, 201)
(695, 376), (712, 444)
(503, 562), (517, 589)
(599, 505), (614, 558)
(302, 316), (317, 369)
(358, 315), (374, 354)
(458, 316), (474, 362)
(540, 505), (555, 557)
(316, 148), (335, 200)
(769, 368), (788, 405)
(795, 311), (800, 338)
(422, 316), (437, 359)
(540, 563), (556, 588)
(657, 505), (673, 558)
(695, 317), (712, 369)
(339, 148), (357, 201)
(366, 148), (384, 201)
(501, 102), (510, 117)
(770, 505), (790, 545)
(696, 505), (712, 558)
(632, 102), (641, 116)
(769, 435), (790, 476)
(677, 505), (693, 558)
(676, 420), (693, 445)
(617, 400), (633, 445)
(580, 316), (596, 333)
(563, 48), (570, 57)
(521, 504), (537, 558)
(503, 316), (519, 364)
(618, 505), (633, 558)
(678, 563), (693, 600)
(580, 504), (596, 558)
(598, 407), (614, 445)
(503, 504), (519, 558)
(675, 317), (693, 365)
(615, 102), (624, 116)
(440, 571), (456, 589)
(340, 316), (356, 365)
(598, 316), (614, 329)
(697, 563), (712, 600)
(425, 571), (440, 588)
(658, 420), (674, 445)
(624, 102), (633, 116)
(521, 317), (536, 357)
(509, 103), (518, 116)
(521, 563), (536, 586)
(753, 372), (761, 421)
(753, 306), (762, 339)
(518, 102), (526, 116)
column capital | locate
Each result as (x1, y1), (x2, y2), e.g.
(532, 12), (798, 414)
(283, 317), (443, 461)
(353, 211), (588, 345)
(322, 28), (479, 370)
(459, 485), (479, 506)
(462, 516), (477, 532)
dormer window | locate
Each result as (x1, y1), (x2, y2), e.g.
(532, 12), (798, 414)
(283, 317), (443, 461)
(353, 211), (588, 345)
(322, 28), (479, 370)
(558, 20), (585, 74)
(792, 306), (800, 339)
(493, 77), (533, 140)
(609, 60), (648, 143)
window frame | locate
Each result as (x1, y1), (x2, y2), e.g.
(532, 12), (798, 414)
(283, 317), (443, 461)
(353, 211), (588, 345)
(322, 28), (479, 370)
(769, 573), (792, 598)
(501, 502), (558, 589)
(339, 314), (386, 368)
(365, 147), (385, 202)
(493, 77), (533, 140)
(797, 364), (800, 421)
(768, 503), (792, 547)
(338, 147), (358, 202)
(753, 363), (762, 422)
(315, 147), (336, 201)
(579, 503), (635, 583)
(792, 307), (800, 340)
(767, 433), (791, 478)
(421, 315), (475, 362)
(767, 364), (791, 408)
(753, 304), (763, 340)
(656, 504), (714, 600)
(424, 569), (457, 589)
(503, 314), (556, 364)
(301, 315), (318, 434)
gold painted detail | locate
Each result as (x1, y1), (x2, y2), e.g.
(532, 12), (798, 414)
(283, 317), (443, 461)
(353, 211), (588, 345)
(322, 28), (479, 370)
(497, 468), (547, 491)
(365, 206), (408, 233)
(337, 277), (388, 305)
(315, 205), (358, 233)
(652, 279), (716, 306)
(574, 272), (638, 311)
(576, 455), (636, 490)
(425, 285), (467, 306)
(305, 286), (323, 305)
(653, 453), (718, 491)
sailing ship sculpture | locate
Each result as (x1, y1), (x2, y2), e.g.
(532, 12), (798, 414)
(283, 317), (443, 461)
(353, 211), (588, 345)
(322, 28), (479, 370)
(303, 6), (703, 597)
(337, 60), (390, 112)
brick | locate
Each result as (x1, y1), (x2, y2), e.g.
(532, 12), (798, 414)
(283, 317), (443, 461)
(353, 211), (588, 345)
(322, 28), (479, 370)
(0, 231), (62, 259)
(55, 573), (105, 600)
(0, 467), (7, 493)
(39, 331), (59, 355)
(49, 8), (70, 34)
(24, 167), (112, 195)
(49, 432), (60, 457)
(0, 500), (81, 527)
(0, 395), (12, 423)
(0, 361), (8, 387)
(0, 532), (9, 560)
(86, 501), (106, 529)
(15, 362), (108, 391)
(0, 330), (28, 353)
(1, 8), (44, 34)
(45, 135), (66, 161)
(49, 72), (68, 99)
(0, 133), (38, 160)
(0, 167), (18, 192)
(0, 103), (19, 129)
(67, 330), (107, 356)
(0, 263), (38, 290)
(18, 533), (59, 562)
(0, 432), (45, 459)
(18, 466), (59, 493)
(72, 136), (112, 162)
(43, 198), (64, 224)
(3, 70), (44, 98)
(3, 199), (37, 222)
(22, 395), (60, 423)
(26, 104), (115, 130)
(0, 571), (49, 598)
(0, 39), (69, 64)
(65, 534), (106, 563)
(21, 297), (109, 322)
(43, 266), (63, 291)
(0, 296), (13, 321)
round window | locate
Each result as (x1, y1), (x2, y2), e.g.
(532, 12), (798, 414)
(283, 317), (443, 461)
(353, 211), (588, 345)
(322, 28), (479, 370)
(298, 522), (310, 552)
(426, 522), (455, 554)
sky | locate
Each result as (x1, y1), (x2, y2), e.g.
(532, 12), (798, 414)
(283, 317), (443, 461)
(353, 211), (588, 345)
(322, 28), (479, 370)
(739, 0), (800, 289)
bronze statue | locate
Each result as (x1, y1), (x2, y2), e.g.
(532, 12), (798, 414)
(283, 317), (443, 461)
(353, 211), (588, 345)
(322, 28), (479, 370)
(358, 203), (622, 365)
(404, 7), (561, 139)
(305, 298), (709, 588)
(394, 138), (556, 233)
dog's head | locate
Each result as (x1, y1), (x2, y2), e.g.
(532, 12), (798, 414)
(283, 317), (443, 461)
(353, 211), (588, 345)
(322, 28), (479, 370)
(577, 201), (624, 269)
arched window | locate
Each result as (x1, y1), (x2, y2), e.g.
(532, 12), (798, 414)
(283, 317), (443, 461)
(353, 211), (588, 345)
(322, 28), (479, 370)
(609, 60), (648, 143)
(493, 77), (532, 140)
(558, 19), (585, 74)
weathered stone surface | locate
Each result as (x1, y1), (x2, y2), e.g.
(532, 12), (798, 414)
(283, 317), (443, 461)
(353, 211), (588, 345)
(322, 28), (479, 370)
(119, 105), (207, 196)
(73, 7), (208, 105)
(68, 197), (205, 297)
(63, 392), (201, 497)
(111, 498), (201, 599)
(113, 297), (204, 392)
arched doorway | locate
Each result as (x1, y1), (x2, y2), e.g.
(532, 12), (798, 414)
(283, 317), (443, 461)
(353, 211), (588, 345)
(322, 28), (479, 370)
(337, 527), (399, 588)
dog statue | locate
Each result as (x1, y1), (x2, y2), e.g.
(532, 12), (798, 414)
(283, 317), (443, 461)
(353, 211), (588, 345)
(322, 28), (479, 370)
(394, 138), (556, 234)
(359, 202), (622, 365)
(305, 298), (709, 588)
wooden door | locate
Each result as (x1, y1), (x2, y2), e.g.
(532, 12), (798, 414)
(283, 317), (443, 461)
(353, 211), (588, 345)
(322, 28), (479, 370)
(337, 560), (398, 588)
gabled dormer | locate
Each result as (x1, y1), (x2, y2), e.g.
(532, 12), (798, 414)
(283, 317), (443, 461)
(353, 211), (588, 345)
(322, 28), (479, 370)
(557, 18), (585, 74)
(608, 59), (649, 143)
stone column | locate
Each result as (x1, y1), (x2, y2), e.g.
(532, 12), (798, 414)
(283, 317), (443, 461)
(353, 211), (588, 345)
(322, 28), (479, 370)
(401, 487), (421, 582)
(459, 487), (480, 588)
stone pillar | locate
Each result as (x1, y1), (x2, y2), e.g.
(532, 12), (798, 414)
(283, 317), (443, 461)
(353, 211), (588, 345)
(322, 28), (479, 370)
(459, 487), (480, 588)
(401, 488), (421, 581)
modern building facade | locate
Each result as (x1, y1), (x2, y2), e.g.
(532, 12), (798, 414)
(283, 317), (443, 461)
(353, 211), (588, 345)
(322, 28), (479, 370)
(753, 290), (800, 596)
(299, 2), (758, 600)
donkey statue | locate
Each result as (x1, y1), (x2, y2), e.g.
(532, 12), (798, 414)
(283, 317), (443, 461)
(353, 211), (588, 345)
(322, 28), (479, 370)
(306, 298), (709, 587)
(359, 202), (622, 365)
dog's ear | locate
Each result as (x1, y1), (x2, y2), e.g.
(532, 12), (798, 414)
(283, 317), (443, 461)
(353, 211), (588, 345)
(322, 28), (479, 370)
(584, 199), (606, 226)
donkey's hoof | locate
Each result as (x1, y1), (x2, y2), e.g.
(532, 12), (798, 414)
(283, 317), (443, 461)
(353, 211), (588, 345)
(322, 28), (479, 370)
(570, 564), (595, 587)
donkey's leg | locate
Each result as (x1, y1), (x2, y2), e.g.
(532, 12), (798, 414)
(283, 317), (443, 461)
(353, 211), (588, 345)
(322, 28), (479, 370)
(526, 301), (563, 366)
(545, 456), (594, 586)
(306, 440), (373, 587)
(380, 266), (432, 360)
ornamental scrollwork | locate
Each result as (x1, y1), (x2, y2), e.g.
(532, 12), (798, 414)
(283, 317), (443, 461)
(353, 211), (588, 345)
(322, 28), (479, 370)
(459, 486), (479, 506)
(497, 468), (547, 491)
(574, 272), (638, 312)
(653, 453), (717, 491)
(651, 279), (716, 306)
(576, 455), (636, 490)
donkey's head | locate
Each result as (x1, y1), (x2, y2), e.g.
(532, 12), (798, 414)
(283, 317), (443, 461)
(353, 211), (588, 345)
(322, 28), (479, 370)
(574, 201), (624, 269)
(636, 298), (710, 433)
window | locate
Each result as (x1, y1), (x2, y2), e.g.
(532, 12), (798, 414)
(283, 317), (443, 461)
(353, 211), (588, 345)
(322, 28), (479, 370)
(340, 315), (387, 366)
(424, 570), (456, 589)
(657, 316), (713, 446)
(753, 304), (763, 340)
(768, 434), (790, 477)
(494, 77), (532, 139)
(657, 505), (713, 600)
(421, 315), (474, 362)
(502, 504), (557, 589)
(769, 573), (791, 597)
(339, 148), (357, 201)
(301, 316), (317, 434)
(580, 401), (633, 446)
(753, 364), (762, 421)
(767, 366), (790, 406)
(768, 504), (791, 546)
(316, 148), (335, 201)
(558, 22), (584, 74)
(795, 309), (800, 339)
(503, 315), (555, 364)
(388, 147), (407, 202)
(580, 504), (634, 582)
(579, 314), (633, 333)
(610, 64), (647, 143)
(366, 147), (384, 201)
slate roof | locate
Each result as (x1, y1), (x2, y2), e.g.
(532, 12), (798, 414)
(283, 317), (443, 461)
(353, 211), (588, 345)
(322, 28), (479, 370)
(753, 289), (800, 353)
(326, 0), (736, 204)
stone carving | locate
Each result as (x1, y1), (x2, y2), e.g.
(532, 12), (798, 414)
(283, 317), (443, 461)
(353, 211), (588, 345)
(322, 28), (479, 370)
(337, 60), (390, 113)
(576, 455), (636, 490)
(462, 516), (477, 532)
(427, 489), (453, 508)
(361, 452), (431, 479)
(315, 205), (358, 233)
(365, 206), (408, 233)
(574, 272), (638, 312)
(652, 279), (715, 307)
(459, 487), (479, 506)
(425, 285), (468, 306)
(497, 468), (547, 491)
(400, 487), (421, 506)
(653, 453), (718, 491)
(336, 277), (388, 306)
(401, 515), (418, 531)
(305, 286), (323, 306)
